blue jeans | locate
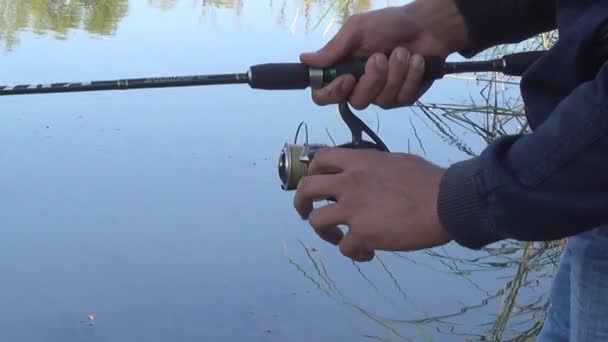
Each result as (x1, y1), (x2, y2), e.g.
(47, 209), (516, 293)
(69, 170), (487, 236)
(537, 227), (608, 341)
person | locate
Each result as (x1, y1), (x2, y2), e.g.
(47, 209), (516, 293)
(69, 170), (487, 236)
(293, 0), (608, 340)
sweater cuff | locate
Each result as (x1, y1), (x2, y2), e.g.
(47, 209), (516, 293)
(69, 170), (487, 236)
(437, 156), (503, 250)
(451, 0), (504, 57)
(451, 0), (557, 58)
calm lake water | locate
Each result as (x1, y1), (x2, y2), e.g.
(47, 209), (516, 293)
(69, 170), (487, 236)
(0, 1), (557, 341)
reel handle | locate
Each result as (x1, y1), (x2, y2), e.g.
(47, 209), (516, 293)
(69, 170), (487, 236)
(277, 103), (390, 191)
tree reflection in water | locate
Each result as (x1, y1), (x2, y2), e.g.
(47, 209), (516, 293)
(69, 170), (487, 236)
(0, 0), (128, 51)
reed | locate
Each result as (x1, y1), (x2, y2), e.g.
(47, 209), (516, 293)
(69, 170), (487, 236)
(301, 4), (564, 340)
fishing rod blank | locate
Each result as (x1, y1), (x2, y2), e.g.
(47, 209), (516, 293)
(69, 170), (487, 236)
(0, 50), (545, 96)
(0, 73), (250, 96)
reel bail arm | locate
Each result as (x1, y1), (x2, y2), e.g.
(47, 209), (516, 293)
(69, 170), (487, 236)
(336, 102), (390, 152)
(278, 102), (390, 190)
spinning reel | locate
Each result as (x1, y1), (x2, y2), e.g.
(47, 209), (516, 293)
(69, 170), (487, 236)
(278, 102), (390, 190)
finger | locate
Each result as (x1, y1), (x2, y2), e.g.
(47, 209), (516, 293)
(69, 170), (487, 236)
(308, 203), (346, 245)
(348, 53), (388, 110)
(311, 74), (356, 106)
(299, 17), (359, 68)
(374, 47), (411, 109)
(294, 174), (341, 220)
(339, 231), (375, 262)
(308, 147), (360, 175)
(396, 53), (427, 105)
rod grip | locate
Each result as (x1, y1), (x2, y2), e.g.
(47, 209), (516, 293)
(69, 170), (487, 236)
(248, 63), (310, 90)
(324, 56), (446, 84)
(247, 55), (446, 90)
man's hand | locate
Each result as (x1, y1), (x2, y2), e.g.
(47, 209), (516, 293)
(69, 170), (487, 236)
(293, 147), (452, 262)
(300, 1), (468, 110)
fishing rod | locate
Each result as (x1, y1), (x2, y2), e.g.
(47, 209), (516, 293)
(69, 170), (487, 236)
(277, 50), (546, 190)
(0, 49), (546, 190)
(0, 50), (545, 96)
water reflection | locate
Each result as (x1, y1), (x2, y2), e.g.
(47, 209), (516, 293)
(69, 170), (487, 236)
(0, 0), (392, 52)
(148, 0), (178, 11)
(0, 0), (128, 51)
(286, 238), (561, 341)
(0, 0), (560, 341)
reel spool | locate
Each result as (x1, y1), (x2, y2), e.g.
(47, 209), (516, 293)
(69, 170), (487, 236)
(278, 102), (390, 191)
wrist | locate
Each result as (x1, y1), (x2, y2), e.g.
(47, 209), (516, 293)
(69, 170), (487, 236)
(432, 168), (453, 244)
(437, 157), (501, 250)
(405, 0), (470, 53)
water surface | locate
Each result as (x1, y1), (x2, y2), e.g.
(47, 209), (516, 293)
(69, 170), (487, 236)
(0, 1), (556, 341)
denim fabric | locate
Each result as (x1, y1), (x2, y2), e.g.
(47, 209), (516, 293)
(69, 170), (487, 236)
(538, 227), (608, 341)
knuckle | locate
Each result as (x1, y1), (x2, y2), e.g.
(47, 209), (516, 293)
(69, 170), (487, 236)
(374, 95), (395, 110)
(357, 250), (375, 262)
(408, 63), (424, 81)
(375, 102), (387, 110)
(341, 15), (363, 38)
(345, 168), (368, 187)
(296, 175), (312, 191)
(339, 242), (356, 259)
(311, 93), (324, 105)
(364, 62), (385, 83)
(397, 98), (411, 107)
(345, 13), (362, 27)
(401, 96), (415, 105)
(375, 88), (401, 109)
(347, 216), (364, 235)
(349, 100), (368, 111)
(307, 210), (323, 230)
(309, 147), (329, 165)
(312, 91), (330, 106)
(293, 191), (303, 210)
(349, 95), (370, 110)
(371, 71), (388, 87)
(382, 79), (400, 93)
(411, 55), (425, 72)
(397, 91), (416, 106)
(315, 146), (332, 156)
(394, 46), (410, 59)
(391, 53), (409, 71)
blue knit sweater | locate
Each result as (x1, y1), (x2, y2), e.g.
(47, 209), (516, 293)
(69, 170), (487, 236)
(437, 0), (608, 248)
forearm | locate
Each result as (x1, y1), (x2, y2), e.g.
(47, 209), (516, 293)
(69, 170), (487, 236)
(437, 64), (608, 249)
(408, 0), (557, 57)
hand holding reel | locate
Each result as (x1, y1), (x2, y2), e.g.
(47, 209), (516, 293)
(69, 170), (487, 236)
(278, 102), (390, 190)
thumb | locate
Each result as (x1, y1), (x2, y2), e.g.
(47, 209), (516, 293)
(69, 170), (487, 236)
(300, 25), (358, 68)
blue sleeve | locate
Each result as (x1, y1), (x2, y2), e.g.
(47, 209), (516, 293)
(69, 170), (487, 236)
(453, 0), (557, 56)
(436, 61), (608, 249)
